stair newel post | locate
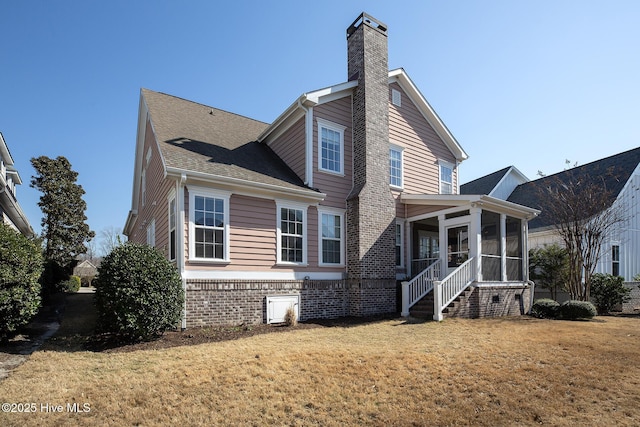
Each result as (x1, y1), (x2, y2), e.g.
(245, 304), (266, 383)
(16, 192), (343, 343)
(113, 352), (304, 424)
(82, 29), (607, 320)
(433, 280), (443, 321)
(401, 280), (410, 317)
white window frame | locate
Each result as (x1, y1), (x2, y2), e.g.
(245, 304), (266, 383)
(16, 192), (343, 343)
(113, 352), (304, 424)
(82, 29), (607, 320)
(391, 88), (402, 107)
(612, 243), (621, 276)
(317, 118), (346, 176)
(146, 218), (156, 247)
(141, 168), (146, 207)
(395, 221), (404, 268)
(318, 208), (345, 267)
(390, 144), (404, 189)
(188, 187), (231, 263)
(168, 191), (177, 261)
(276, 201), (308, 266)
(439, 160), (455, 195)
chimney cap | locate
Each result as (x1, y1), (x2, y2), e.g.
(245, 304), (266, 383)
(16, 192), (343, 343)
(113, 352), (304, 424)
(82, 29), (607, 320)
(347, 12), (388, 38)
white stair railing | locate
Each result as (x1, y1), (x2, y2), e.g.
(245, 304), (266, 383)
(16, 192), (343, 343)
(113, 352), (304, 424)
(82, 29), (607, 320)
(401, 260), (441, 317)
(433, 257), (476, 321)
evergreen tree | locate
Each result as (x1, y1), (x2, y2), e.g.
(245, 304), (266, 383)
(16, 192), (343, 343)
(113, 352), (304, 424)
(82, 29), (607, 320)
(30, 156), (95, 285)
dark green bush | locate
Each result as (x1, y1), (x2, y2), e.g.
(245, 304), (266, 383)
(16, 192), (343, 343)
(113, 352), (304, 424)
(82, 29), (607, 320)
(0, 223), (43, 340)
(94, 243), (184, 340)
(558, 300), (597, 320)
(590, 273), (631, 314)
(530, 298), (560, 319)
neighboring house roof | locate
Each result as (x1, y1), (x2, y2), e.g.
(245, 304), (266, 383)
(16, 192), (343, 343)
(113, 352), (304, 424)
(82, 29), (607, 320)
(73, 260), (98, 277)
(142, 89), (315, 192)
(508, 146), (640, 230)
(460, 167), (512, 195)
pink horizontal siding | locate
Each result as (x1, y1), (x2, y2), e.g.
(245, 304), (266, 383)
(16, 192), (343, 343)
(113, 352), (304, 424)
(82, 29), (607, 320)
(229, 195), (276, 268)
(129, 119), (175, 261)
(313, 97), (353, 209)
(268, 117), (306, 181)
(389, 82), (458, 195)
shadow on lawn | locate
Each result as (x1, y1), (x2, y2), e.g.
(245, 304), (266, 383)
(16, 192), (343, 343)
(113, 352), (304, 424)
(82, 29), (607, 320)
(37, 292), (407, 354)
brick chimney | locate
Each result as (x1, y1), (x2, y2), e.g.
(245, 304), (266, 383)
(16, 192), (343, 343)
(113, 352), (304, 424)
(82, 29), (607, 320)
(345, 13), (397, 288)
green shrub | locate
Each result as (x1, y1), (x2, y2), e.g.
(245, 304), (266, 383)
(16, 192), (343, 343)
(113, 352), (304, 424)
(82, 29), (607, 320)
(530, 299), (560, 319)
(0, 223), (43, 340)
(94, 243), (184, 340)
(57, 275), (81, 293)
(591, 273), (631, 314)
(558, 300), (597, 320)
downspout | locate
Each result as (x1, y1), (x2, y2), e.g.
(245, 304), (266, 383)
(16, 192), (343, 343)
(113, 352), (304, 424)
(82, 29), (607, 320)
(298, 98), (314, 188)
(178, 173), (187, 330)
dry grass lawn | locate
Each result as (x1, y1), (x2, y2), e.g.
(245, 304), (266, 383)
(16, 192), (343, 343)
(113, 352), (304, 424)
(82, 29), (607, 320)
(1, 310), (640, 426)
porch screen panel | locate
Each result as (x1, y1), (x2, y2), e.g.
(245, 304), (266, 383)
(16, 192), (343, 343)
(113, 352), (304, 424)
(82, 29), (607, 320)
(506, 217), (523, 281)
(481, 211), (501, 281)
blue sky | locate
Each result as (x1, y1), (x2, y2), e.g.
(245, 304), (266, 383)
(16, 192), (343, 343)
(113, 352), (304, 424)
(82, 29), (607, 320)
(2, 1), (639, 252)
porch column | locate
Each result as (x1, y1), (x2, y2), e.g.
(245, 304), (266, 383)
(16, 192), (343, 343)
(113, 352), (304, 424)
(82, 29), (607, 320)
(523, 220), (529, 282)
(438, 214), (446, 274)
(469, 207), (482, 282)
(500, 214), (507, 282)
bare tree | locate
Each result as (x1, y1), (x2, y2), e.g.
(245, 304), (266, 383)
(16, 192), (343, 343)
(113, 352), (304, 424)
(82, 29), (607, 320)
(99, 226), (125, 256)
(80, 238), (99, 264)
(539, 166), (626, 300)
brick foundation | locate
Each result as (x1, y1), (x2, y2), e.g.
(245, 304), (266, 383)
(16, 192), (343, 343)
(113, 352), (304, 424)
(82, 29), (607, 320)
(447, 284), (533, 319)
(185, 279), (396, 327)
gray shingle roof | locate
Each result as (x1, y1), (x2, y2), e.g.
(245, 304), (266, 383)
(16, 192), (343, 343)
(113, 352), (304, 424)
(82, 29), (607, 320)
(507, 146), (640, 230)
(142, 89), (312, 191)
(460, 166), (511, 195)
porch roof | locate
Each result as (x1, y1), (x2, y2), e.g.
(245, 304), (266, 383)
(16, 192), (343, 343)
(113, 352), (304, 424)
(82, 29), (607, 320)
(400, 194), (540, 219)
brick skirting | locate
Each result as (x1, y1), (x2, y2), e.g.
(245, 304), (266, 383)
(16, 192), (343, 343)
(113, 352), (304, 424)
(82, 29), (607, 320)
(185, 279), (396, 327)
(448, 284), (533, 319)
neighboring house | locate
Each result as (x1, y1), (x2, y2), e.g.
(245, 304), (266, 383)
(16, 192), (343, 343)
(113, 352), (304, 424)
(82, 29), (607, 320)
(73, 259), (99, 286)
(462, 146), (640, 282)
(0, 132), (34, 237)
(124, 13), (539, 327)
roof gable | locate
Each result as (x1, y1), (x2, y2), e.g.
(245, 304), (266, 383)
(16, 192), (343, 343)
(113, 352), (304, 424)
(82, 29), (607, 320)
(461, 167), (512, 195)
(142, 89), (314, 191)
(508, 146), (640, 229)
(258, 69), (468, 163)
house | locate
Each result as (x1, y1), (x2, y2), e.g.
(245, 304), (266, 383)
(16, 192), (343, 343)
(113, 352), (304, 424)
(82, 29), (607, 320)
(73, 259), (99, 286)
(0, 132), (34, 237)
(124, 13), (539, 327)
(462, 146), (640, 281)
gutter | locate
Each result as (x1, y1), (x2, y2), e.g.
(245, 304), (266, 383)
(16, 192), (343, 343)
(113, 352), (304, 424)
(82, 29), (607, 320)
(165, 167), (326, 203)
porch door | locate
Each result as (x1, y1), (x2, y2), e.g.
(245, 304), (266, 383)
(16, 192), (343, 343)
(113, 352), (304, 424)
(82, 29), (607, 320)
(446, 225), (469, 275)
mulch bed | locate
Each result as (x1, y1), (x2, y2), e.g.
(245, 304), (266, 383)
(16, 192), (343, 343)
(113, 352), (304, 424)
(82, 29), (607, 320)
(87, 313), (399, 353)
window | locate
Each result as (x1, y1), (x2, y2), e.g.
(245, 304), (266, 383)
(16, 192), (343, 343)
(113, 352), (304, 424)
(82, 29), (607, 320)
(396, 222), (404, 267)
(319, 210), (344, 265)
(168, 195), (176, 261)
(612, 244), (620, 276)
(317, 118), (345, 175)
(189, 189), (230, 261)
(141, 168), (146, 206)
(146, 219), (155, 247)
(278, 204), (306, 264)
(392, 89), (402, 107)
(505, 217), (523, 281)
(439, 162), (454, 194)
(390, 146), (403, 188)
